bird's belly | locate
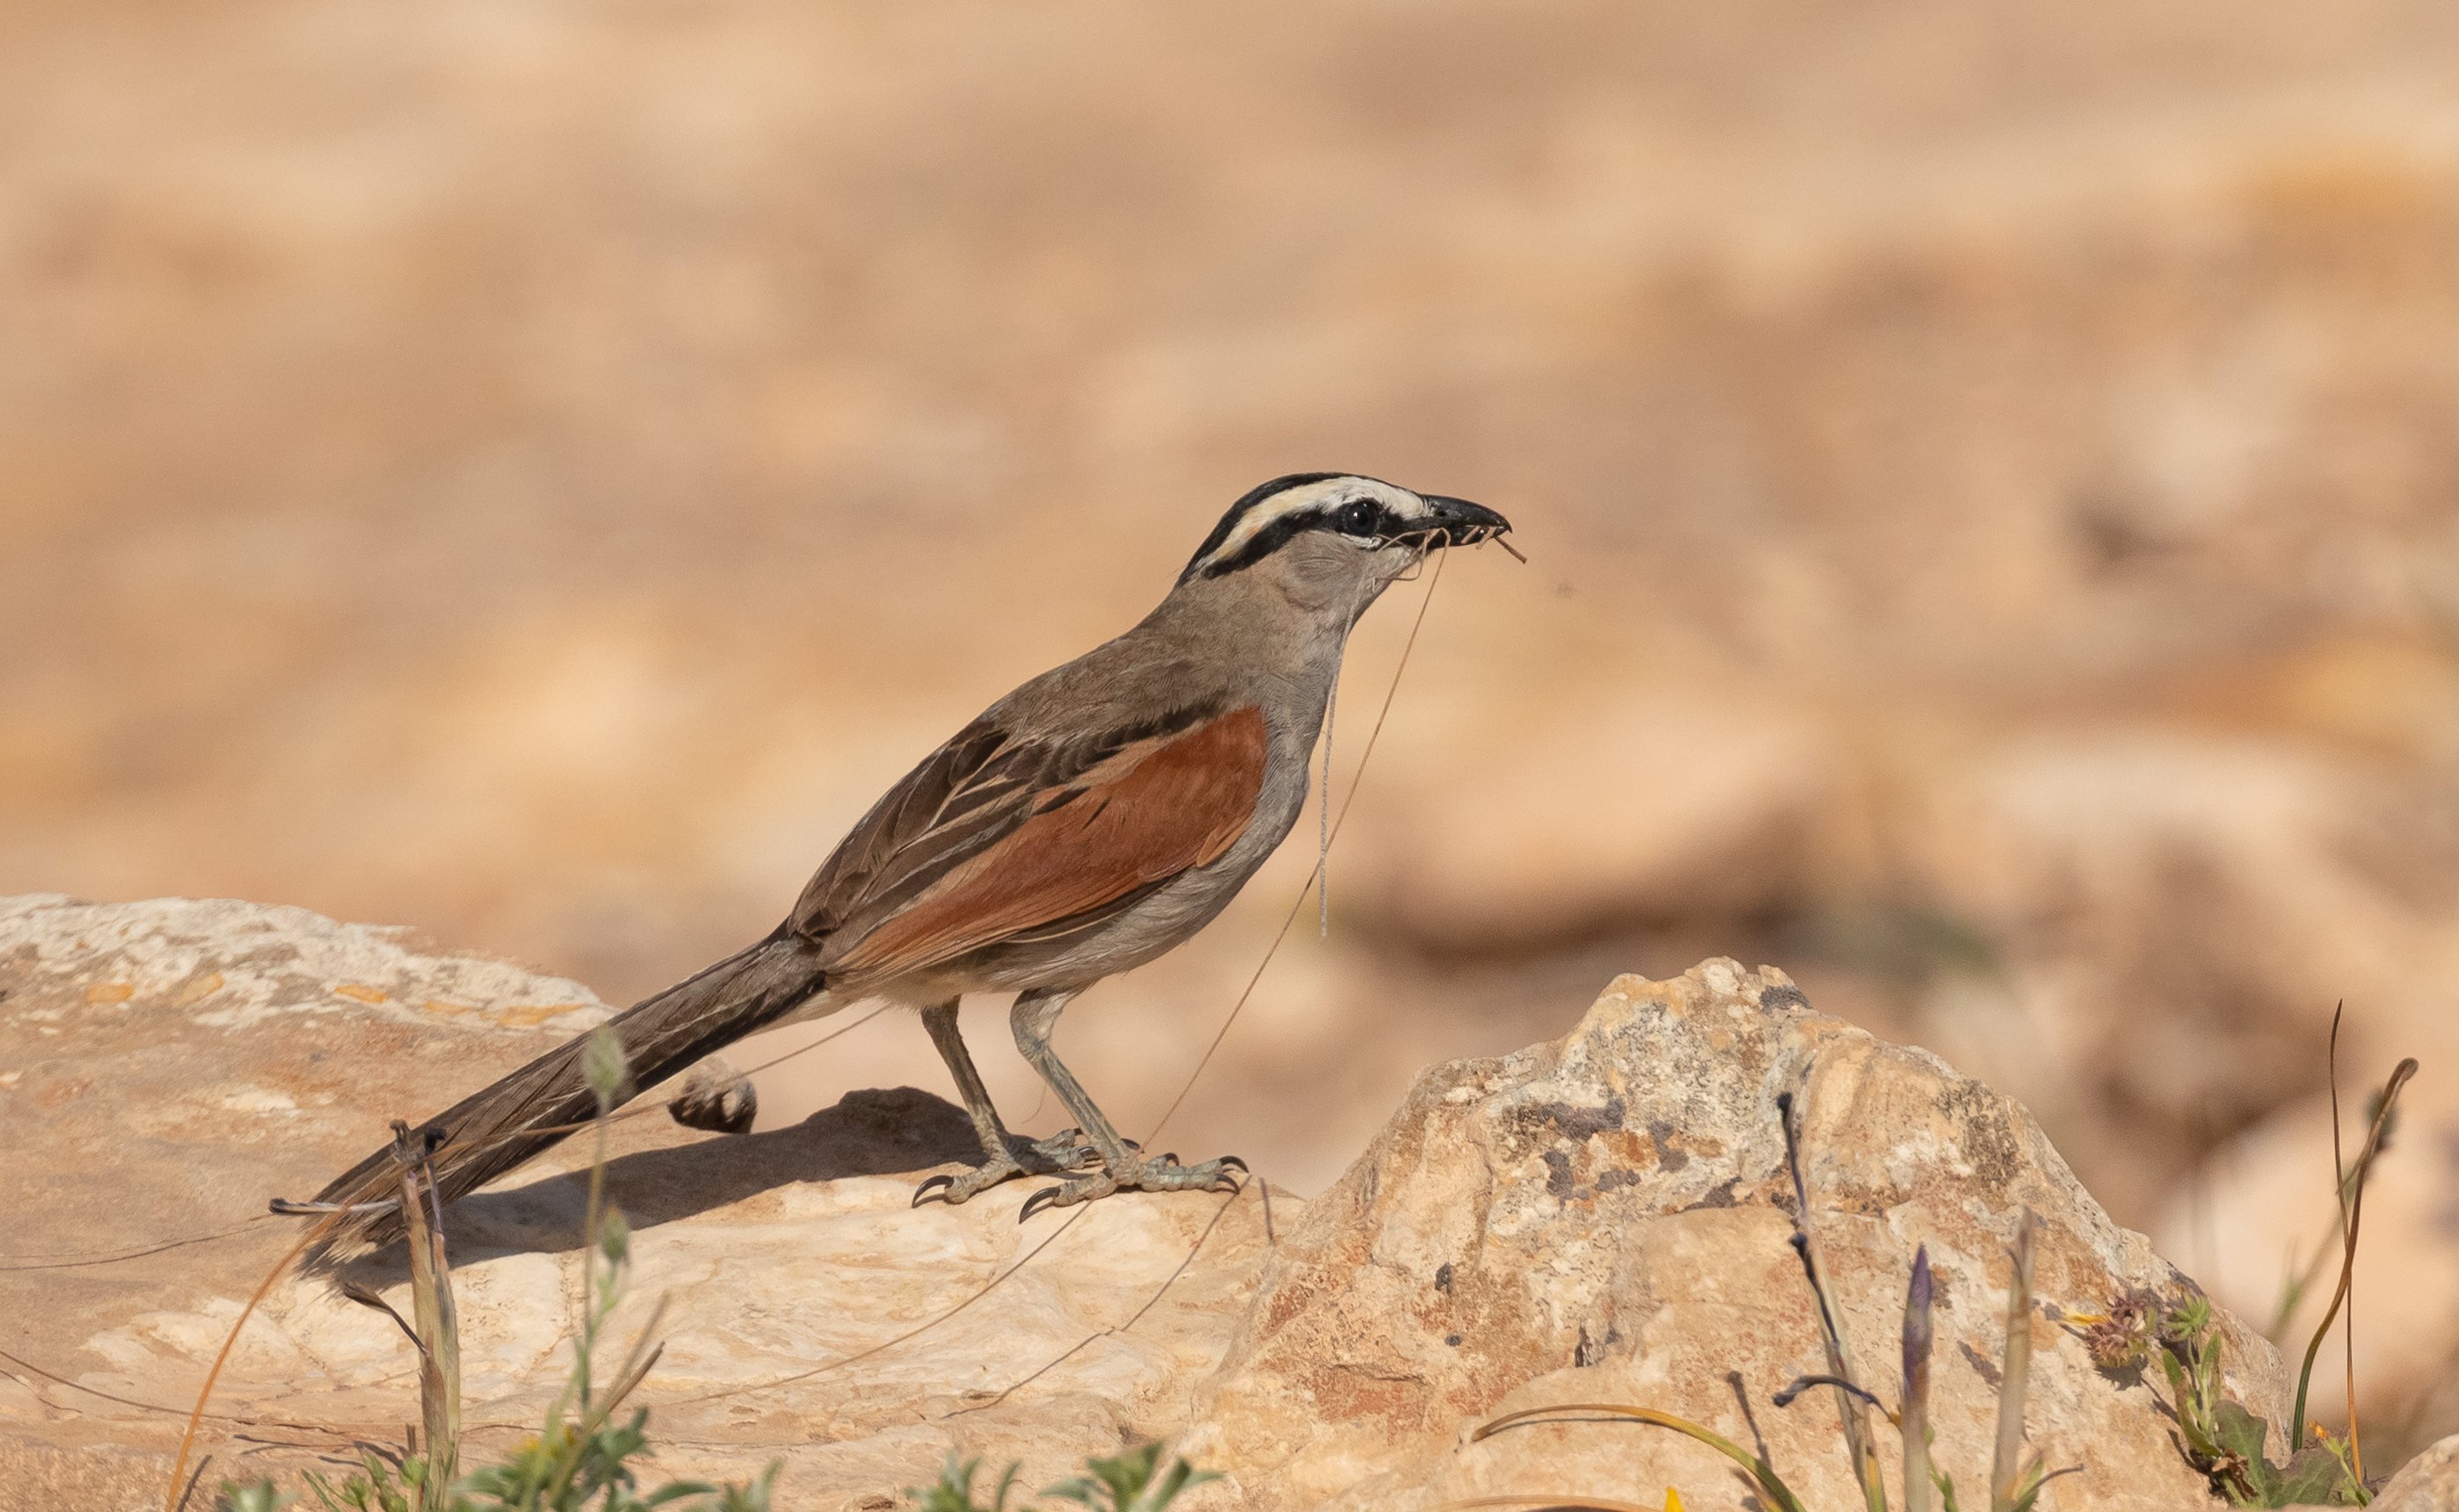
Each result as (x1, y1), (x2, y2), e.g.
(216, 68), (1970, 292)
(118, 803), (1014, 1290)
(939, 851), (1276, 998)
(864, 767), (1309, 1002)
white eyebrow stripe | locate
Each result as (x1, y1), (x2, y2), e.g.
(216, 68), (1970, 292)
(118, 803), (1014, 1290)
(1200, 479), (1347, 563)
(1189, 476), (1430, 574)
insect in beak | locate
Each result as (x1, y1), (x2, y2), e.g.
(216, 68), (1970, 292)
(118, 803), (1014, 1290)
(1401, 495), (1524, 561)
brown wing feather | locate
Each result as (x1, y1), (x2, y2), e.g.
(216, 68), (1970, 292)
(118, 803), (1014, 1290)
(821, 704), (1267, 981)
(788, 721), (1073, 940)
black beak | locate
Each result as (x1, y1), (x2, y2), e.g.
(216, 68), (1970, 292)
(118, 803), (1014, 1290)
(1415, 494), (1513, 549)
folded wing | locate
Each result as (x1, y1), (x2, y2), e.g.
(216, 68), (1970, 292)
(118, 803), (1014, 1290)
(813, 703), (1269, 985)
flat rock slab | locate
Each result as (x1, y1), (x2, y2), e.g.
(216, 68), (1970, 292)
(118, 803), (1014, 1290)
(0, 897), (1278, 1510)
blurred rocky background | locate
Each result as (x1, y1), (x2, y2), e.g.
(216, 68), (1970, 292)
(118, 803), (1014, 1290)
(4, 0), (2457, 1465)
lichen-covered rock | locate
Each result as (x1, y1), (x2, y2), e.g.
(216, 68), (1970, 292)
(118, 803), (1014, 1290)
(1183, 960), (2292, 1511)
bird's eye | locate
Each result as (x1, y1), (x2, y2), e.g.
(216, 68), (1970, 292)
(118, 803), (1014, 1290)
(1334, 499), (1381, 537)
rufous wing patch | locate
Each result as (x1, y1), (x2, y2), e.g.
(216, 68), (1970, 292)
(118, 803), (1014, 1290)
(826, 704), (1269, 978)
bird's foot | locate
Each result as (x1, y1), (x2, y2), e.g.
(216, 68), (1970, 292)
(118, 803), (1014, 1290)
(1019, 1152), (1245, 1221)
(912, 1128), (1101, 1208)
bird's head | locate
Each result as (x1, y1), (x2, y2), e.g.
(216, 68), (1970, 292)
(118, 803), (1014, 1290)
(1177, 473), (1514, 616)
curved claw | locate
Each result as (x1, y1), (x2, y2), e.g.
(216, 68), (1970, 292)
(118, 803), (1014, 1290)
(1020, 1184), (1068, 1223)
(911, 1173), (958, 1208)
(1219, 1155), (1248, 1173)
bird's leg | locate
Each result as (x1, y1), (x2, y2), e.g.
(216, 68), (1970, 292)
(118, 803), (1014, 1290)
(912, 999), (1095, 1207)
(1008, 988), (1243, 1218)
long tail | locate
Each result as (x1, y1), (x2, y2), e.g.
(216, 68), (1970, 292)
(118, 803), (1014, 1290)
(298, 927), (827, 1260)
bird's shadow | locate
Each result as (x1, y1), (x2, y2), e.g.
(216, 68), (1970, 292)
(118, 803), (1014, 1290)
(332, 1085), (979, 1288)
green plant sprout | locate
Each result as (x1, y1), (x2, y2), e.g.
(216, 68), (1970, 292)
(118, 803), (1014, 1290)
(906, 1443), (1217, 1512)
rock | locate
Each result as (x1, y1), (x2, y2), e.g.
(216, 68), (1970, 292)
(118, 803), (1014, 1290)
(5, 897), (2325, 1510)
(1184, 959), (2292, 1511)
(2370, 1433), (2459, 1512)
(0, 897), (1278, 1510)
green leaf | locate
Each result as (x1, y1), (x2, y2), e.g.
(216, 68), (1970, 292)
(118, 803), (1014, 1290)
(2269, 1447), (2355, 1508)
(1042, 1443), (1218, 1512)
(2212, 1402), (2271, 1470)
(2157, 1349), (2189, 1399)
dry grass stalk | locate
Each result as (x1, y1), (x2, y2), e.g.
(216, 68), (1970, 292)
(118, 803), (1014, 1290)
(2291, 1023), (2419, 1469)
(394, 1120), (462, 1500)
(1988, 1210), (2037, 1511)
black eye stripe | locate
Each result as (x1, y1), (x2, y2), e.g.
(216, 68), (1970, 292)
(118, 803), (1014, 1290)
(1181, 473), (1417, 580)
(1197, 503), (1401, 576)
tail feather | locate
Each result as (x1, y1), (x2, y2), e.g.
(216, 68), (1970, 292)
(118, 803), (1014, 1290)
(302, 928), (826, 1259)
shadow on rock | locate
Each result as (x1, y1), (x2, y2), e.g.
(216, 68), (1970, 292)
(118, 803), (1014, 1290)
(341, 1085), (979, 1279)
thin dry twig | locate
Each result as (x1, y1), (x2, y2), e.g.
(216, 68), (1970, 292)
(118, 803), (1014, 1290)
(1774, 1090), (1883, 1512)
(949, 1178), (1258, 1414)
(0, 1218), (278, 1272)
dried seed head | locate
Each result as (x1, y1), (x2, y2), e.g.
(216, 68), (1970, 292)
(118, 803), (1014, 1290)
(2084, 1286), (2156, 1371)
(598, 1205), (630, 1268)
(583, 1026), (631, 1110)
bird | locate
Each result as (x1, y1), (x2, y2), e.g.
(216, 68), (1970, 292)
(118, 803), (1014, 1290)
(298, 474), (1511, 1248)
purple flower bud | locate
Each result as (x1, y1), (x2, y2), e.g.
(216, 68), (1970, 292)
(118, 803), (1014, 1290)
(1902, 1245), (1934, 1402)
